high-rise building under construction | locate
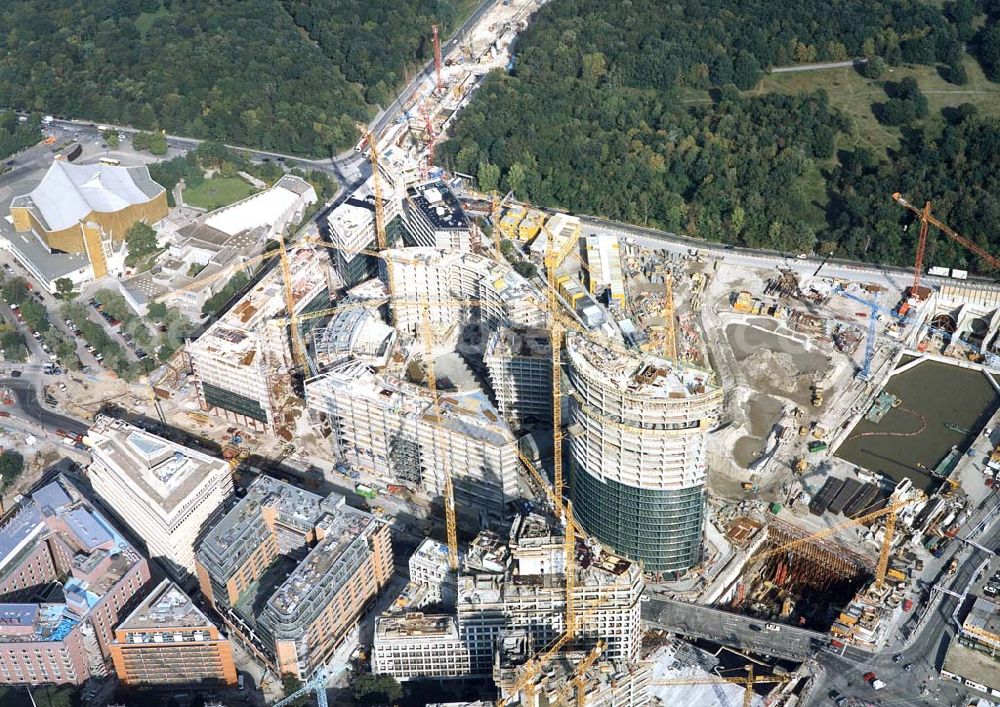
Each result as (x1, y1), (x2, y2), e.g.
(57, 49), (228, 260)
(565, 333), (722, 574)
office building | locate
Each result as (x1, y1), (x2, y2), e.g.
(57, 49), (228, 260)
(7, 160), (167, 284)
(409, 538), (455, 606)
(484, 327), (551, 428)
(371, 613), (471, 680)
(326, 165), (405, 287)
(387, 247), (546, 339)
(195, 477), (392, 678)
(565, 334), (722, 574)
(0, 477), (151, 685)
(110, 579), (237, 686)
(404, 182), (471, 252)
(86, 416), (234, 581)
(305, 360), (519, 522)
(188, 247), (332, 434)
(456, 512), (644, 675)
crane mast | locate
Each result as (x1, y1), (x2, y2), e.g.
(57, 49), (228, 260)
(420, 305), (459, 570)
(364, 130), (397, 323)
(432, 24), (443, 93)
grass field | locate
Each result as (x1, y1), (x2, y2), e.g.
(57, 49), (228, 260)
(749, 56), (1000, 157)
(182, 177), (258, 211)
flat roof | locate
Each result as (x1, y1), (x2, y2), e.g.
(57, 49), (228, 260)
(407, 182), (469, 231)
(117, 579), (217, 631)
(88, 416), (230, 514)
(942, 640), (1000, 693)
(376, 612), (458, 641)
(965, 596), (1000, 638)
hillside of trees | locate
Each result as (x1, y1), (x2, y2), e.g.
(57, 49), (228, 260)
(441, 0), (1000, 269)
(0, 111), (41, 161)
(0, 0), (465, 156)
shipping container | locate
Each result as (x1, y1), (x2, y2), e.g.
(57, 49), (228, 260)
(927, 266), (950, 277)
(355, 483), (377, 499)
(951, 269), (968, 280)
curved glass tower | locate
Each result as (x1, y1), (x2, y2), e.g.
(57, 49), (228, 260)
(566, 334), (722, 574)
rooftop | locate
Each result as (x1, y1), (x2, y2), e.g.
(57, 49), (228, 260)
(566, 332), (717, 400)
(407, 182), (469, 231)
(312, 306), (397, 368)
(87, 416), (230, 514)
(0, 477), (144, 643)
(942, 640), (1000, 693)
(117, 579), (215, 631)
(189, 247), (329, 363)
(199, 476), (326, 577)
(375, 612), (459, 641)
(306, 361), (514, 447)
(203, 175), (314, 238)
(487, 327), (551, 359)
(12, 161), (164, 232)
(964, 596), (1000, 639)
(0, 216), (90, 281)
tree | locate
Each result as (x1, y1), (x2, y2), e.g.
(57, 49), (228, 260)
(149, 131), (168, 155)
(860, 56), (886, 79)
(732, 52), (761, 90)
(0, 450), (24, 489)
(280, 673), (306, 706)
(0, 331), (28, 362)
(147, 301), (168, 320)
(478, 161), (501, 193)
(513, 261), (538, 278)
(125, 221), (160, 267)
(54, 278), (75, 300)
(102, 130), (119, 148)
(353, 674), (402, 706)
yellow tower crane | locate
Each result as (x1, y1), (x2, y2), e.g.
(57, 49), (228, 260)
(418, 303), (459, 571)
(656, 268), (678, 363)
(491, 191), (503, 260)
(544, 240), (565, 520)
(652, 665), (791, 707)
(276, 230), (308, 371)
(359, 127), (397, 326)
(571, 640), (605, 707)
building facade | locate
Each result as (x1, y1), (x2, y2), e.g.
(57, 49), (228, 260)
(0, 477), (151, 686)
(386, 247), (546, 340)
(188, 247), (332, 434)
(565, 334), (722, 574)
(195, 477), (392, 678)
(371, 613), (471, 680)
(484, 327), (552, 429)
(305, 360), (519, 522)
(9, 161), (167, 280)
(86, 416), (233, 581)
(110, 579), (237, 686)
(403, 182), (471, 252)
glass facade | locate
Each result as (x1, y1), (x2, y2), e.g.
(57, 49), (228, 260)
(571, 464), (704, 573)
(202, 382), (268, 423)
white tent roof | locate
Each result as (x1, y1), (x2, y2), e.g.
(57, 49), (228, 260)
(23, 161), (164, 232)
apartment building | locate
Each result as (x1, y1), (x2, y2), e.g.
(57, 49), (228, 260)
(371, 613), (471, 680)
(195, 476), (392, 678)
(304, 360), (519, 522)
(404, 182), (471, 252)
(326, 164), (405, 287)
(456, 512), (644, 675)
(484, 327), (551, 429)
(86, 416), (233, 581)
(110, 579), (237, 686)
(188, 247), (332, 434)
(386, 247), (546, 340)
(0, 477), (151, 685)
(565, 333), (723, 574)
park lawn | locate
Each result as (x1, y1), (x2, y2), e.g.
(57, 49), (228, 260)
(182, 177), (258, 211)
(748, 56), (1000, 158)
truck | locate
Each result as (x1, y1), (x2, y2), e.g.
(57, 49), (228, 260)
(355, 483), (377, 499)
(42, 115), (54, 125)
(864, 672), (885, 690)
(386, 484), (405, 494)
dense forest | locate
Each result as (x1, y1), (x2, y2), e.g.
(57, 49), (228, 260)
(0, 111), (41, 161)
(441, 0), (1000, 269)
(0, 0), (464, 156)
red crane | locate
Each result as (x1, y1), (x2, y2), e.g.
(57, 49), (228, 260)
(893, 193), (1000, 290)
(432, 24), (443, 93)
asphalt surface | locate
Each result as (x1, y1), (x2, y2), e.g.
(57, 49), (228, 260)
(0, 377), (89, 437)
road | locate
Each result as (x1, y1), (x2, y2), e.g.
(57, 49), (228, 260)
(643, 597), (826, 660)
(771, 60), (865, 73)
